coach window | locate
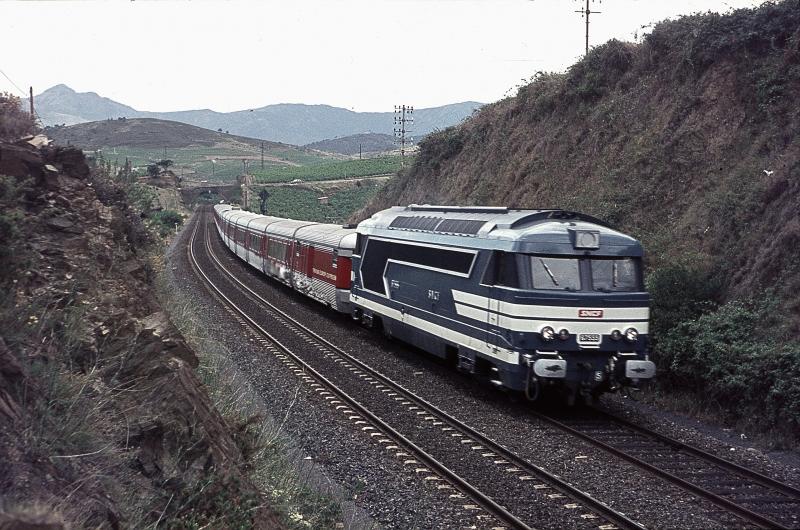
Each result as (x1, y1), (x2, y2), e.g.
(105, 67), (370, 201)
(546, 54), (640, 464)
(332, 250), (338, 268)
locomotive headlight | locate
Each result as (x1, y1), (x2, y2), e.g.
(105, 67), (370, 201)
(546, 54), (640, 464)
(558, 328), (570, 341)
(574, 230), (600, 250)
(624, 327), (639, 343)
(540, 326), (555, 341)
(610, 329), (622, 341)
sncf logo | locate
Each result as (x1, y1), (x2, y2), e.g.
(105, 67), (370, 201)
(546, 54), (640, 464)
(578, 309), (604, 318)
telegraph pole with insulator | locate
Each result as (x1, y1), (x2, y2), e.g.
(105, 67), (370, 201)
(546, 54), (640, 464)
(394, 105), (413, 167)
(575, 0), (602, 55)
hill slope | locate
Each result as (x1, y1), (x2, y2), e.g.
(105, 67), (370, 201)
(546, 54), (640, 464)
(27, 86), (482, 145)
(45, 118), (284, 150)
(304, 133), (397, 155)
(359, 2), (800, 435)
(44, 118), (334, 181)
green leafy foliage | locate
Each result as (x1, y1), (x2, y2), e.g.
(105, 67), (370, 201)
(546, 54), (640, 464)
(149, 209), (184, 237)
(654, 295), (800, 438)
(252, 182), (383, 223)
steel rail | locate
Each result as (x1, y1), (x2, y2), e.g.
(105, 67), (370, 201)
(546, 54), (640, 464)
(530, 408), (794, 530)
(592, 408), (800, 500)
(187, 212), (532, 530)
(201, 210), (645, 530)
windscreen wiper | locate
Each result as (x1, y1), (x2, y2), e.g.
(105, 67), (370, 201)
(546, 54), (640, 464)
(539, 258), (559, 286)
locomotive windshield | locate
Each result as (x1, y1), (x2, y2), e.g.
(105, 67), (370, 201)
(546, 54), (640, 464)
(484, 252), (642, 292)
(530, 257), (581, 291)
(590, 258), (640, 292)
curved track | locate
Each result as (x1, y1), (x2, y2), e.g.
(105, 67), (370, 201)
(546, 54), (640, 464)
(532, 407), (800, 529)
(188, 209), (646, 530)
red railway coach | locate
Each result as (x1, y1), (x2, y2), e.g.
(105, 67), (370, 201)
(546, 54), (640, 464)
(213, 204), (357, 312)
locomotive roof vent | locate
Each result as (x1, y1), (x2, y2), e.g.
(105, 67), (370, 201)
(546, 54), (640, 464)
(389, 215), (487, 236)
(407, 204), (508, 214)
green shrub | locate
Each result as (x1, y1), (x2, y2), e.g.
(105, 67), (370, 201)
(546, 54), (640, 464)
(653, 294), (800, 438)
(647, 264), (720, 342)
(149, 210), (184, 237)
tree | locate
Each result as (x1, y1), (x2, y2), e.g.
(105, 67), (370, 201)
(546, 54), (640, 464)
(0, 92), (36, 141)
(258, 189), (270, 215)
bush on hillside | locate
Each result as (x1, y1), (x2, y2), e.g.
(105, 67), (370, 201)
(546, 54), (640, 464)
(642, 1), (800, 77)
(654, 295), (800, 439)
(0, 93), (36, 141)
(415, 126), (466, 174)
(149, 209), (183, 237)
(566, 39), (636, 102)
(647, 264), (721, 341)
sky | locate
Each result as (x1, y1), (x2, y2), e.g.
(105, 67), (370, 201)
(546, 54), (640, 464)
(0, 0), (763, 113)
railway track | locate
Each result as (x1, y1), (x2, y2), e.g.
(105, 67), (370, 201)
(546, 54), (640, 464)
(532, 408), (800, 529)
(187, 209), (645, 530)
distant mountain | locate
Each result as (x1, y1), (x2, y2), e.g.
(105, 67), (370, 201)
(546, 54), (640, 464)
(30, 84), (139, 127)
(45, 118), (284, 150)
(304, 133), (397, 155)
(26, 85), (482, 145)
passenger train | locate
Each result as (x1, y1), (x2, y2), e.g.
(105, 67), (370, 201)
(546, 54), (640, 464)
(213, 203), (655, 402)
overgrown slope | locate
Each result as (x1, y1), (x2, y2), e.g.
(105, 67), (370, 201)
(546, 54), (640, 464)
(0, 136), (284, 527)
(359, 2), (800, 438)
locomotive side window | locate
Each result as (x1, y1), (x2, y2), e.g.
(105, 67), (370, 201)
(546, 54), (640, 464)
(361, 238), (474, 294)
(529, 256), (581, 291)
(354, 233), (364, 256)
(590, 258), (640, 292)
(482, 252), (520, 288)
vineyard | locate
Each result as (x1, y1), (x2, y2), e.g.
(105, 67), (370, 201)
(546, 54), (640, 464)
(252, 156), (407, 184)
(251, 182), (384, 223)
(90, 145), (332, 181)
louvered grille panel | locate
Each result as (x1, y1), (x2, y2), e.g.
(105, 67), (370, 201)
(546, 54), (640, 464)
(389, 216), (443, 231)
(434, 219), (485, 235)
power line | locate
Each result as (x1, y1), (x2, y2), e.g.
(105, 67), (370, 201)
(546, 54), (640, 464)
(0, 67), (27, 97)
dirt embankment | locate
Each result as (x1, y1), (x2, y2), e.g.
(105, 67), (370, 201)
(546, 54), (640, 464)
(359, 1), (800, 332)
(0, 140), (282, 528)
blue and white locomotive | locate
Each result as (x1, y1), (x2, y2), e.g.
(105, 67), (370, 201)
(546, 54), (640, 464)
(215, 203), (656, 402)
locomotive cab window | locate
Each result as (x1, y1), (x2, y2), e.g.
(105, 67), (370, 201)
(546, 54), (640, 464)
(482, 252), (520, 288)
(528, 256), (581, 291)
(590, 257), (641, 292)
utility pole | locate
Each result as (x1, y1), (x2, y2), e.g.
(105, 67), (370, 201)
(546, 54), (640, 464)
(575, 0), (602, 55)
(163, 146), (167, 160)
(261, 141), (265, 169)
(29, 87), (34, 118)
(394, 105), (413, 167)
(359, 143), (362, 160)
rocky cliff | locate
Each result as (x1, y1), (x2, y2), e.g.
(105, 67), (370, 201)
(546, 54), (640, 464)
(0, 139), (281, 527)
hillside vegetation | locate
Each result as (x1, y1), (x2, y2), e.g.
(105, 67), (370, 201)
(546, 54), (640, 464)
(304, 133), (398, 155)
(360, 2), (800, 440)
(46, 118), (334, 181)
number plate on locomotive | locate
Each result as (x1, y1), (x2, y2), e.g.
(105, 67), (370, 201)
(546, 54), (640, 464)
(578, 333), (601, 343)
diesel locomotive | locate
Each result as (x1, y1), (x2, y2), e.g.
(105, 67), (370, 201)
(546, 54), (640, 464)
(213, 203), (655, 402)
